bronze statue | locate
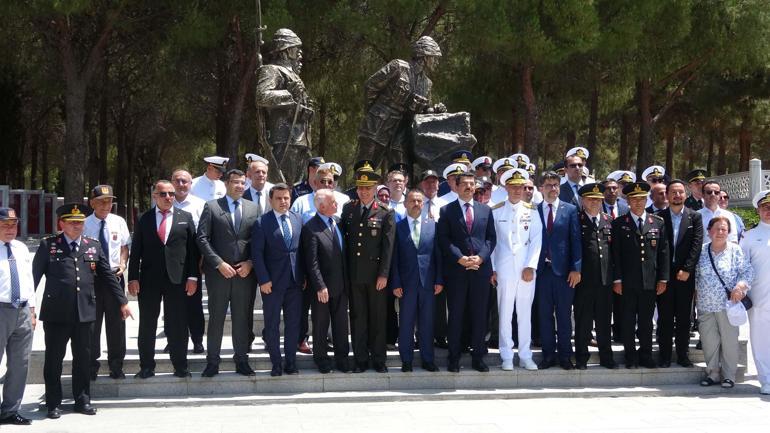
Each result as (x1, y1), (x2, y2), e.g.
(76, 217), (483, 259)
(256, 28), (314, 184)
(356, 36), (446, 170)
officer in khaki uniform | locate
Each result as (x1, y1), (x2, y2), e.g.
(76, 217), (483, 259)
(340, 166), (396, 373)
(611, 183), (669, 369)
(573, 183), (617, 370)
(32, 204), (132, 419)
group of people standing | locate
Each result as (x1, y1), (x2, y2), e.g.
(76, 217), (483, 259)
(1, 147), (769, 425)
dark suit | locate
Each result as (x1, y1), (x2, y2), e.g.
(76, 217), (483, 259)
(684, 195), (704, 211)
(129, 207), (199, 372)
(251, 210), (304, 370)
(437, 200), (496, 363)
(536, 200), (582, 362)
(574, 211), (615, 366)
(390, 216), (443, 364)
(656, 207), (702, 363)
(611, 212), (670, 366)
(603, 200), (629, 219)
(197, 196), (259, 364)
(32, 234), (126, 410)
(559, 181), (581, 207)
(604, 199), (629, 340)
(301, 214), (350, 369)
(340, 200), (396, 367)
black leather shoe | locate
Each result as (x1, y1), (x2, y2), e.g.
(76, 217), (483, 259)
(559, 359), (575, 370)
(422, 362), (439, 372)
(352, 362), (367, 373)
(374, 363), (388, 373)
(163, 344), (170, 353)
(90, 369), (98, 381)
(110, 369), (126, 379)
(677, 357), (694, 368)
(658, 360), (671, 368)
(74, 403), (97, 415)
(600, 360), (619, 369)
(318, 364), (332, 374)
(472, 360), (489, 372)
(0, 413), (32, 425)
(575, 363), (587, 370)
(401, 362), (413, 372)
(538, 357), (556, 370)
(270, 365), (283, 377)
(284, 364), (299, 375)
(640, 359), (657, 369)
(46, 408), (62, 419)
(336, 360), (351, 373)
(626, 363), (639, 369)
(447, 361), (460, 373)
(434, 338), (449, 349)
(173, 369), (192, 378)
(235, 361), (256, 376)
(134, 368), (155, 379)
(193, 343), (205, 354)
(201, 363), (219, 377)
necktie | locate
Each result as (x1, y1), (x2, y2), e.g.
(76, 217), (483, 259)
(464, 203), (473, 233)
(70, 241), (78, 255)
(547, 203), (554, 233)
(329, 217), (341, 250)
(255, 190), (263, 216)
(280, 214), (292, 249)
(5, 242), (20, 307)
(592, 216), (598, 228)
(411, 219), (421, 248)
(427, 199), (434, 219)
(99, 219), (109, 259)
(233, 200), (242, 232)
(638, 217), (644, 232)
(158, 209), (169, 244)
(361, 204), (370, 221)
(573, 184), (580, 205)
(609, 205), (615, 219)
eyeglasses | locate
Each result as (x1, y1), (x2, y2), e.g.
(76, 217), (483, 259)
(318, 179), (334, 186)
(542, 183), (560, 189)
(704, 190), (721, 196)
(568, 163), (583, 169)
(155, 191), (175, 197)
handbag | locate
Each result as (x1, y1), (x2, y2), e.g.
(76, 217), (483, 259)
(707, 245), (753, 311)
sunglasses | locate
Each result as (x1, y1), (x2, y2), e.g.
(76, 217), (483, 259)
(155, 191), (175, 197)
(568, 163), (584, 169)
(704, 190), (721, 195)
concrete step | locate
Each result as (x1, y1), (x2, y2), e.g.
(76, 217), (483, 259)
(25, 338), (747, 384)
(44, 363), (747, 400)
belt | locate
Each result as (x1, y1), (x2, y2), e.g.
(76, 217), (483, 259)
(0, 301), (28, 309)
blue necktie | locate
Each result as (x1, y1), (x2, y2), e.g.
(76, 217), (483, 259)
(280, 214), (292, 248)
(99, 219), (109, 259)
(233, 200), (242, 232)
(5, 242), (20, 307)
(328, 217), (341, 250)
(255, 191), (263, 216)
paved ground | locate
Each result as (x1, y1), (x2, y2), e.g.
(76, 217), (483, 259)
(3, 394), (768, 433)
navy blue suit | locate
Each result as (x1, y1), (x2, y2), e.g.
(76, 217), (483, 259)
(559, 181), (581, 207)
(251, 210), (305, 370)
(603, 200), (629, 218)
(536, 200), (582, 362)
(437, 200), (496, 363)
(390, 216), (443, 364)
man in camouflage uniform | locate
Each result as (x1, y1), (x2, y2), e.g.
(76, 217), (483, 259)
(256, 29), (314, 184)
(356, 36), (446, 170)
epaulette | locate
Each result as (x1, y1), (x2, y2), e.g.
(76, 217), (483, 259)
(650, 214), (664, 221)
(376, 200), (391, 211)
(491, 202), (504, 210)
(523, 202), (535, 209)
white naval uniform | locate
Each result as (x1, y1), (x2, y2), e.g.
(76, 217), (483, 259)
(438, 190), (457, 203)
(421, 195), (447, 222)
(289, 190), (350, 224)
(190, 175), (226, 202)
(490, 187), (508, 207)
(741, 221), (770, 386)
(490, 199), (542, 362)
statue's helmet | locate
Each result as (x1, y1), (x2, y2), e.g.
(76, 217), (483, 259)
(412, 36), (442, 58)
(270, 28), (302, 53)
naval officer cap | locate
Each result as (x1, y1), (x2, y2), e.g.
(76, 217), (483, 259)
(565, 146), (589, 160)
(245, 153), (269, 165)
(752, 190), (770, 208)
(318, 162), (342, 177)
(492, 158), (517, 174)
(509, 153), (530, 167)
(641, 165), (665, 181)
(500, 168), (529, 186)
(443, 163), (468, 179)
(471, 156), (493, 171)
(204, 156), (229, 172)
(308, 156), (325, 168)
(524, 163), (537, 176)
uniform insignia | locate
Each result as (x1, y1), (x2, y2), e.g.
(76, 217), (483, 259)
(651, 239), (657, 248)
(491, 202), (504, 210)
(524, 224), (529, 231)
(523, 202), (534, 209)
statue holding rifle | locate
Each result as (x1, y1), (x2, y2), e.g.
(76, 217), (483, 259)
(256, 28), (314, 184)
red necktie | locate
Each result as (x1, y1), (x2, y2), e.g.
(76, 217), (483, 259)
(157, 209), (169, 244)
(547, 203), (554, 233)
(464, 203), (473, 233)
(610, 205), (616, 219)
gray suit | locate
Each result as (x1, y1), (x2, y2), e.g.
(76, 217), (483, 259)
(197, 196), (259, 364)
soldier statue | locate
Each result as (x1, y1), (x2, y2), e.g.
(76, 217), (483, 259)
(356, 36), (446, 170)
(256, 28), (314, 184)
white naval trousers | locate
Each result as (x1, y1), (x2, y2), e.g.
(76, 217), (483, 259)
(749, 306), (770, 386)
(497, 273), (537, 362)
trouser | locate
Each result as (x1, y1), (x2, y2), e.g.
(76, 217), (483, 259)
(749, 307), (770, 386)
(434, 289), (448, 342)
(488, 284), (499, 344)
(398, 283), (435, 364)
(498, 274), (536, 361)
(311, 292), (350, 368)
(205, 272), (256, 364)
(43, 321), (93, 409)
(656, 278), (694, 362)
(699, 309), (739, 382)
(612, 292), (623, 340)
(138, 281), (189, 372)
(536, 266), (575, 361)
(386, 290), (399, 345)
(187, 279), (205, 344)
(350, 282), (387, 365)
(299, 287), (314, 344)
(262, 284), (302, 368)
(91, 275), (126, 374)
(574, 282), (614, 365)
(0, 306), (33, 416)
(446, 272), (490, 362)
(621, 288), (656, 365)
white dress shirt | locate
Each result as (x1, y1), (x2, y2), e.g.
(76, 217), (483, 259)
(421, 195), (447, 221)
(273, 210), (292, 240)
(155, 207), (174, 243)
(699, 206), (739, 244)
(290, 190), (350, 224)
(84, 213), (131, 270)
(174, 194), (206, 229)
(0, 239), (36, 307)
(457, 197), (475, 221)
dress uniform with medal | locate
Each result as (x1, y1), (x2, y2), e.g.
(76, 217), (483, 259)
(340, 168), (396, 373)
(32, 204), (131, 419)
(573, 183), (617, 369)
(610, 183), (669, 369)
